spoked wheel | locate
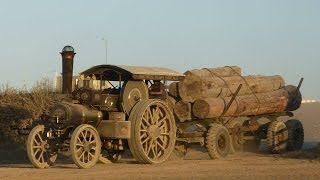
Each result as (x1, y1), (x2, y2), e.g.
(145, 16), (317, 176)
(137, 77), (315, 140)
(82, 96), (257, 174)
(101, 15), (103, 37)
(26, 125), (57, 168)
(70, 124), (101, 169)
(267, 121), (288, 153)
(285, 119), (304, 151)
(206, 123), (231, 159)
(227, 121), (243, 153)
(128, 99), (176, 164)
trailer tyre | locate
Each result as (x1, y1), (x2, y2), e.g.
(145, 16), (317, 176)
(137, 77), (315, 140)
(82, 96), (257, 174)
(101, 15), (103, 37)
(267, 121), (288, 153)
(206, 124), (231, 159)
(285, 119), (304, 151)
(227, 121), (243, 153)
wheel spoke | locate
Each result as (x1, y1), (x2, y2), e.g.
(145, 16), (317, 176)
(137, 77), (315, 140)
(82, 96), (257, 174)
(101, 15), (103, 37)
(147, 108), (153, 125)
(76, 147), (83, 153)
(146, 140), (153, 155)
(33, 138), (41, 146)
(141, 136), (150, 145)
(36, 133), (43, 143)
(85, 130), (89, 140)
(142, 115), (151, 127)
(90, 139), (96, 145)
(160, 133), (170, 136)
(76, 143), (84, 147)
(88, 152), (94, 158)
(156, 139), (165, 150)
(37, 151), (44, 161)
(77, 137), (82, 144)
(151, 143), (157, 158)
(154, 106), (160, 122)
(80, 131), (85, 139)
(89, 133), (93, 142)
(157, 117), (167, 127)
(34, 148), (41, 157)
(87, 151), (90, 162)
(33, 145), (42, 149)
(79, 151), (85, 161)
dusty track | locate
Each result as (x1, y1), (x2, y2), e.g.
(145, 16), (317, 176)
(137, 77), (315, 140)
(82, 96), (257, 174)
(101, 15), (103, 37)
(0, 103), (320, 180)
(0, 152), (319, 180)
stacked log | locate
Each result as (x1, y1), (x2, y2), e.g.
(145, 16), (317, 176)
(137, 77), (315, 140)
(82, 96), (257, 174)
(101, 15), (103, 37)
(168, 66), (302, 122)
(192, 85), (302, 119)
(168, 82), (180, 98)
(178, 70), (284, 102)
(173, 101), (192, 122)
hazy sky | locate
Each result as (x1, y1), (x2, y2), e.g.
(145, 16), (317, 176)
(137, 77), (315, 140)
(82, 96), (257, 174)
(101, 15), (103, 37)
(0, 0), (319, 99)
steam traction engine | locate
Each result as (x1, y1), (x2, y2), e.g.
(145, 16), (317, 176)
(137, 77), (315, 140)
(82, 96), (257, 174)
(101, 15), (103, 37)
(26, 46), (183, 168)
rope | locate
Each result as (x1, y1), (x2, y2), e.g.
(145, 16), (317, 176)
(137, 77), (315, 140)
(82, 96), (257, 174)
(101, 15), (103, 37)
(203, 68), (240, 116)
(226, 66), (261, 115)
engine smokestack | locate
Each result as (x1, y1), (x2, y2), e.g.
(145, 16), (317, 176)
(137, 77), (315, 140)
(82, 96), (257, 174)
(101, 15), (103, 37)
(60, 46), (76, 94)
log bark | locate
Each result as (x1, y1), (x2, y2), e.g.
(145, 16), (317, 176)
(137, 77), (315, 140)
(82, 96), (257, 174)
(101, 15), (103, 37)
(168, 82), (180, 98)
(174, 100), (192, 122)
(192, 85), (301, 119)
(179, 73), (285, 102)
(188, 66), (242, 77)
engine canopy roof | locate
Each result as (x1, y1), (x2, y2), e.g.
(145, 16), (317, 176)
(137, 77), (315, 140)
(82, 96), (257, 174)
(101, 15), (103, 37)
(80, 64), (185, 81)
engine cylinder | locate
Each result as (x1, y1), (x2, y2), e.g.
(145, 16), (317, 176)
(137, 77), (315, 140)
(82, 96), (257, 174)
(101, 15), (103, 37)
(49, 102), (103, 127)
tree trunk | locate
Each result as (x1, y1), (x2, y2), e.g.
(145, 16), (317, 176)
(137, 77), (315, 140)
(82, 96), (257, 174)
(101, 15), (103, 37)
(179, 74), (285, 102)
(192, 85), (301, 119)
(174, 100), (192, 122)
(168, 82), (180, 98)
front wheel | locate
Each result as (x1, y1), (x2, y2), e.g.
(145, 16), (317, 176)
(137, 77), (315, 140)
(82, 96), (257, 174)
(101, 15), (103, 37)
(70, 124), (101, 169)
(26, 125), (57, 168)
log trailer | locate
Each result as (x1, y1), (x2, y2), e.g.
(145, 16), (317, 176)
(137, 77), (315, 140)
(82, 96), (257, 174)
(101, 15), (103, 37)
(26, 46), (304, 168)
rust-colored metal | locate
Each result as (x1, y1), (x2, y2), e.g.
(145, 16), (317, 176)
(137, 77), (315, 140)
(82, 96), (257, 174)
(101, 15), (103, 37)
(60, 46), (76, 94)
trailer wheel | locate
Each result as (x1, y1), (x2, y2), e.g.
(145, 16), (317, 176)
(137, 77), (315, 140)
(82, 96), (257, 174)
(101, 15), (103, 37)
(128, 99), (176, 164)
(206, 123), (231, 159)
(70, 124), (101, 169)
(267, 121), (288, 153)
(285, 119), (304, 151)
(227, 121), (243, 153)
(26, 125), (57, 168)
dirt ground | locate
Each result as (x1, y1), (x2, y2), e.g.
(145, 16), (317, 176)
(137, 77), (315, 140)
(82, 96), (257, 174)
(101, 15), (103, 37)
(0, 102), (320, 180)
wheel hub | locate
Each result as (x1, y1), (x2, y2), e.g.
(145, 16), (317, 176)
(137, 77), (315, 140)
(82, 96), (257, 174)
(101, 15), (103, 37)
(83, 141), (91, 152)
(147, 125), (161, 139)
(40, 141), (48, 152)
(218, 135), (226, 150)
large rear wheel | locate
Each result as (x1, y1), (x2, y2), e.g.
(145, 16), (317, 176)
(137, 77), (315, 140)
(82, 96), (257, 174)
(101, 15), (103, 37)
(70, 124), (101, 169)
(128, 99), (176, 164)
(26, 125), (57, 168)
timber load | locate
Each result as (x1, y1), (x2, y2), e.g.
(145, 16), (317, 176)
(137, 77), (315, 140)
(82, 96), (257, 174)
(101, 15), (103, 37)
(169, 66), (302, 122)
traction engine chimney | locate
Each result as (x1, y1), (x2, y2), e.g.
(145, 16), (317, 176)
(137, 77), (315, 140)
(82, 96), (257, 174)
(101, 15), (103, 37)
(60, 46), (76, 94)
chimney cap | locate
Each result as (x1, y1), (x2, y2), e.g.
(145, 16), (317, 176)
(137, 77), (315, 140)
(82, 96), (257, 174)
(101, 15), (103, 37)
(62, 46), (74, 52)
